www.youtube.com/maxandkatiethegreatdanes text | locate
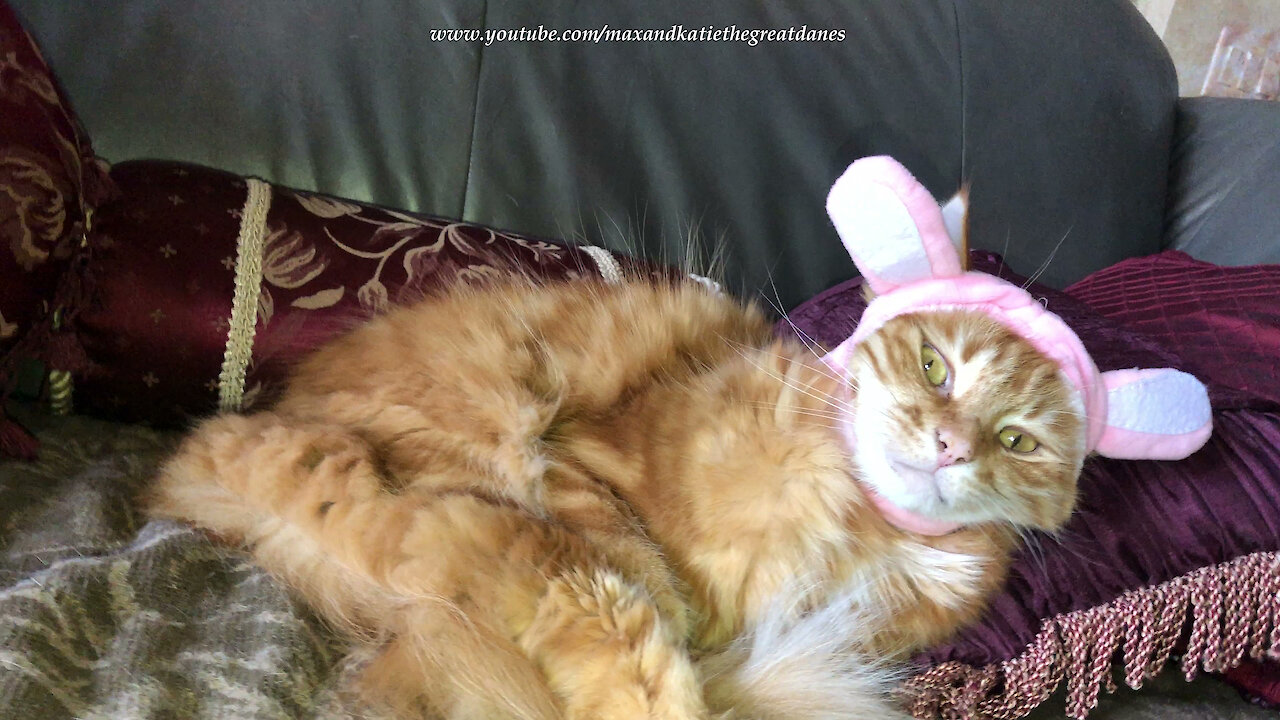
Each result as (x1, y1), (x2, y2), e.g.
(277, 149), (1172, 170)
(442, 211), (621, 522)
(429, 24), (847, 47)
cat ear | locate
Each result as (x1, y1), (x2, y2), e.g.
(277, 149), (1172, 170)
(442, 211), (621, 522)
(1094, 369), (1212, 460)
(940, 187), (969, 271)
(826, 156), (964, 295)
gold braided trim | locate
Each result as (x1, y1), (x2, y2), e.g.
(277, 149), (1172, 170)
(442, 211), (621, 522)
(902, 551), (1280, 719)
(47, 369), (73, 416)
(581, 245), (624, 284)
(217, 178), (272, 413)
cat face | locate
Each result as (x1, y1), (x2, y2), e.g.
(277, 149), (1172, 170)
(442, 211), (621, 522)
(845, 310), (1086, 531)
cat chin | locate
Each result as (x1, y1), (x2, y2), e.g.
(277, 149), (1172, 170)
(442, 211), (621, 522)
(858, 444), (996, 527)
(854, 443), (937, 514)
(886, 460), (942, 504)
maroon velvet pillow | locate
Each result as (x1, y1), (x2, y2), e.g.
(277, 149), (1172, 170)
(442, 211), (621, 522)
(1069, 251), (1280, 712)
(0, 2), (113, 455)
(785, 251), (1280, 719)
(1221, 659), (1280, 709)
(1067, 250), (1280, 408)
(69, 160), (660, 426)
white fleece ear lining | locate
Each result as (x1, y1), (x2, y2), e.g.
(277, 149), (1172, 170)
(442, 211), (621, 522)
(826, 156), (964, 296)
(827, 177), (931, 293)
(1094, 369), (1213, 461)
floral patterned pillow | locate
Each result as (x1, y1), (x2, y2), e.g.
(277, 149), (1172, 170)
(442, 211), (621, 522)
(71, 160), (659, 426)
(0, 1), (114, 455)
(0, 2), (113, 346)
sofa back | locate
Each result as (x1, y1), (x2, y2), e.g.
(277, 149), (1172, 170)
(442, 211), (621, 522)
(12, 0), (1175, 308)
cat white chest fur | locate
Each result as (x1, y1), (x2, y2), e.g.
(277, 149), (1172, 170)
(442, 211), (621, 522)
(894, 541), (987, 609)
(839, 540), (987, 613)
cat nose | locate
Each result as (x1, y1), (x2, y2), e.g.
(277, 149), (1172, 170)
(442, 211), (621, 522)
(936, 427), (972, 467)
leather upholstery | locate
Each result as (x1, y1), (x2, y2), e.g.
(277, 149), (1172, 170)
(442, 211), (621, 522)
(13, 0), (1177, 308)
(1164, 98), (1280, 267)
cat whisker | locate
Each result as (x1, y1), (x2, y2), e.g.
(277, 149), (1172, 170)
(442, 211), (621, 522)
(796, 357), (858, 392)
(1035, 524), (1110, 571)
(727, 346), (857, 415)
(793, 356), (861, 392)
(1021, 224), (1074, 290)
(739, 401), (846, 422)
(756, 281), (829, 363)
(996, 228), (1011, 278)
(1013, 527), (1050, 582)
(738, 398), (844, 415)
(777, 318), (827, 361)
(714, 291), (854, 393)
(714, 333), (858, 405)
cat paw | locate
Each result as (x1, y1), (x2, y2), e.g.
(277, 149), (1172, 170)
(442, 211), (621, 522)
(190, 414), (383, 516)
(524, 570), (710, 720)
(281, 434), (386, 519)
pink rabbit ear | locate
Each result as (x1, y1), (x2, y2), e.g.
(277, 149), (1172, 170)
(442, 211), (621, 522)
(826, 156), (964, 295)
(1094, 369), (1212, 460)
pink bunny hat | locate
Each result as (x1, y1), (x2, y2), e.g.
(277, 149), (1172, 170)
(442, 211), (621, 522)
(823, 156), (1213, 469)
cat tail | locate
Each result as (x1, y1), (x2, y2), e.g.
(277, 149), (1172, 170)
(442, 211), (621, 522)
(699, 583), (911, 720)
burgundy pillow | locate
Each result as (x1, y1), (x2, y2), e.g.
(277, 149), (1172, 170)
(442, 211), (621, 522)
(785, 251), (1280, 719)
(1067, 250), (1280, 409)
(1069, 250), (1280, 712)
(1221, 659), (1280, 709)
(0, 2), (114, 455)
(70, 160), (660, 426)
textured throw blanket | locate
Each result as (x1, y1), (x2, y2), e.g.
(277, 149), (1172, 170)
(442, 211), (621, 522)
(0, 409), (370, 719)
(0, 407), (1269, 720)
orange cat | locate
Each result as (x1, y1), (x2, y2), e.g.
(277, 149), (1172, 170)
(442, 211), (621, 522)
(146, 272), (1086, 719)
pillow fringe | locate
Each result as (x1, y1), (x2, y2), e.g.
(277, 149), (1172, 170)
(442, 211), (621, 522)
(902, 551), (1280, 719)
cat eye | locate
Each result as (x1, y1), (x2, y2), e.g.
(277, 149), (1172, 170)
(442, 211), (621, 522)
(998, 427), (1039, 453)
(920, 344), (949, 388)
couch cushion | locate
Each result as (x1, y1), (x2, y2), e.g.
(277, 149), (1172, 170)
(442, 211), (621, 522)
(1162, 97), (1280, 268)
(7, 0), (484, 218)
(12, 0), (1175, 310)
(1066, 250), (1280, 408)
(0, 0), (115, 457)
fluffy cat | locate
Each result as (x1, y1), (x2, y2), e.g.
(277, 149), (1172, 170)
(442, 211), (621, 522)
(146, 271), (1085, 719)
